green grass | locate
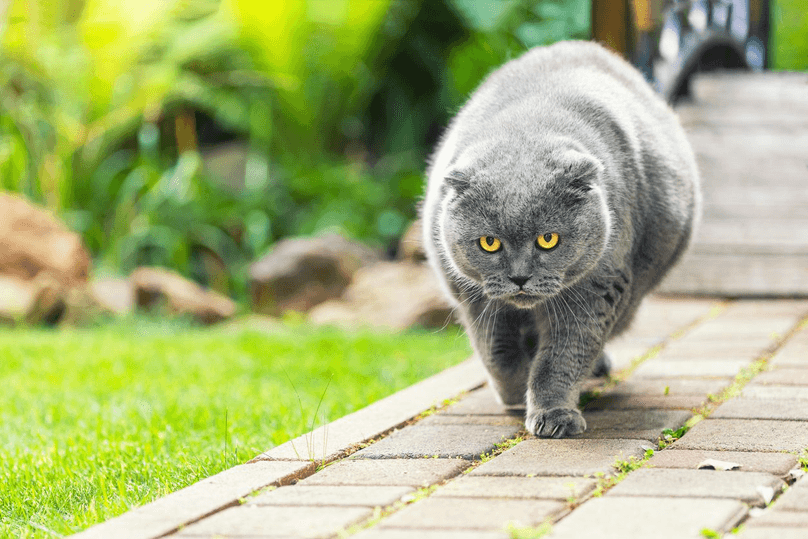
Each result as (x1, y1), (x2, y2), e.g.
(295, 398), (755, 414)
(0, 317), (471, 538)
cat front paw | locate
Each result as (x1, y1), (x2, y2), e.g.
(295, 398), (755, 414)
(525, 407), (586, 438)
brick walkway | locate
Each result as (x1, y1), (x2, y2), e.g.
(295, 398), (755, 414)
(73, 296), (808, 539)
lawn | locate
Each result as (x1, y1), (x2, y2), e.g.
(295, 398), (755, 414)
(0, 317), (471, 538)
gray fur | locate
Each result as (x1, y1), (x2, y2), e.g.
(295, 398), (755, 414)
(421, 41), (700, 438)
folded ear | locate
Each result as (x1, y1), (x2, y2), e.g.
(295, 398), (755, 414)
(554, 150), (603, 196)
(445, 170), (471, 193)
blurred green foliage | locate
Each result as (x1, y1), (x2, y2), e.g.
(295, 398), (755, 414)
(0, 0), (590, 298)
(771, 0), (808, 70)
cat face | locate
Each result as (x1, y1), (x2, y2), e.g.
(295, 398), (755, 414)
(440, 149), (612, 309)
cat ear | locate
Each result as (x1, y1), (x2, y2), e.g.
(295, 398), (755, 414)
(445, 170), (471, 193)
(556, 150), (603, 195)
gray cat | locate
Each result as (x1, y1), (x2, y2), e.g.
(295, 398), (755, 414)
(422, 41), (700, 438)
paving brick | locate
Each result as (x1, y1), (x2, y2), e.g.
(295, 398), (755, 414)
(672, 419), (808, 452)
(469, 438), (652, 477)
(684, 317), (791, 342)
(606, 468), (784, 507)
(584, 393), (705, 411)
(656, 339), (765, 361)
(628, 296), (717, 335)
(770, 481), (808, 512)
(297, 458), (468, 487)
(351, 424), (520, 460)
(72, 460), (314, 539)
(351, 530), (508, 539)
(547, 496), (747, 539)
(752, 368), (808, 386)
(744, 510), (808, 527)
(247, 485), (414, 507)
(721, 300), (808, 320)
(578, 409), (692, 442)
(378, 497), (565, 531)
(419, 413), (524, 428)
(175, 505), (372, 537)
(712, 398), (808, 420)
(606, 340), (654, 371)
(432, 475), (595, 501)
(632, 359), (747, 378)
(442, 388), (520, 416)
(771, 329), (808, 368)
(735, 527), (808, 539)
(648, 449), (799, 476)
(599, 378), (729, 397)
(742, 385), (808, 400)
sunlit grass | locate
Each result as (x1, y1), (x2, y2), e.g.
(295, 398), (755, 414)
(0, 317), (471, 537)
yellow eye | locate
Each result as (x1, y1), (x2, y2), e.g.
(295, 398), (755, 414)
(479, 236), (502, 252)
(537, 233), (559, 250)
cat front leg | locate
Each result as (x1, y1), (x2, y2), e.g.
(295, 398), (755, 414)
(457, 299), (534, 406)
(525, 298), (606, 438)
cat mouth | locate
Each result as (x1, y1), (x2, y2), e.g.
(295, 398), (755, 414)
(506, 291), (542, 308)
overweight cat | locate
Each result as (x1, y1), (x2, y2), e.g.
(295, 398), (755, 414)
(422, 41), (700, 438)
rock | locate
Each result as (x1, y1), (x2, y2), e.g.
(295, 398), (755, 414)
(0, 273), (66, 325)
(248, 234), (379, 316)
(90, 277), (135, 316)
(308, 261), (455, 330)
(0, 193), (91, 286)
(131, 267), (237, 325)
(397, 219), (427, 262)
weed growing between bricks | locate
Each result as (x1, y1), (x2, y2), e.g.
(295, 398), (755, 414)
(583, 300), (730, 404)
(659, 311), (808, 451)
(505, 520), (553, 539)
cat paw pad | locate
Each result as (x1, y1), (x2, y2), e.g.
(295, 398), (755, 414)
(526, 407), (586, 438)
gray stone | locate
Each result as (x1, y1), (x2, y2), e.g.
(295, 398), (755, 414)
(771, 482), (808, 512)
(648, 449), (799, 476)
(297, 458), (468, 487)
(742, 385), (808, 400)
(578, 409), (692, 442)
(632, 359), (748, 378)
(176, 505), (373, 537)
(752, 368), (808, 386)
(248, 485), (414, 507)
(606, 468), (784, 507)
(584, 393), (705, 411)
(712, 398), (808, 420)
(433, 475), (595, 501)
(418, 414), (524, 427)
(548, 496), (747, 539)
(351, 424), (521, 460)
(378, 497), (565, 530)
(352, 530), (508, 539)
(672, 419), (808, 452)
(72, 460), (314, 539)
(470, 438), (652, 477)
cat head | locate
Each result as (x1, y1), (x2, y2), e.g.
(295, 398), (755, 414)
(439, 144), (612, 309)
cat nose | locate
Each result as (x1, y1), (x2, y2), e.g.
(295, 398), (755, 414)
(509, 275), (530, 287)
